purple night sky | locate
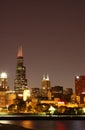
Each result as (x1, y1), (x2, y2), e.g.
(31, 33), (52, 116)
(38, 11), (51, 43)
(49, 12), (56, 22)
(0, 1), (85, 92)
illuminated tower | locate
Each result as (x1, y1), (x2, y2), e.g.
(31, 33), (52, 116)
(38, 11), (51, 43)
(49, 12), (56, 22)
(14, 46), (27, 93)
(41, 74), (51, 97)
(0, 72), (9, 91)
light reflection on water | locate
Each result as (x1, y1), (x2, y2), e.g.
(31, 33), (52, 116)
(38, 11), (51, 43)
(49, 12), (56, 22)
(0, 120), (34, 129)
(0, 120), (12, 124)
(55, 120), (85, 130)
(20, 120), (34, 129)
(0, 120), (85, 130)
(56, 121), (67, 130)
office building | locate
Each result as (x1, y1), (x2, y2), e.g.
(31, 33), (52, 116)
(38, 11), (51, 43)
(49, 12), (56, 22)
(0, 72), (9, 91)
(51, 86), (63, 100)
(41, 74), (51, 97)
(75, 76), (85, 96)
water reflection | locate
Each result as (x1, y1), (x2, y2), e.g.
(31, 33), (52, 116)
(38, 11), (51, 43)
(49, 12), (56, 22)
(11, 120), (34, 129)
(0, 120), (34, 129)
(0, 120), (12, 124)
(56, 120), (85, 130)
(56, 121), (67, 130)
(0, 120), (85, 130)
(69, 120), (85, 130)
(19, 120), (34, 129)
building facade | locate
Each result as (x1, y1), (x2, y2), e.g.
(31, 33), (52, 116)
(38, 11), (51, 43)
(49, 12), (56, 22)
(31, 88), (40, 98)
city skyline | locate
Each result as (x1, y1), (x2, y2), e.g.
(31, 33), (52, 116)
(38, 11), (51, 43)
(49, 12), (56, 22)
(0, 1), (85, 91)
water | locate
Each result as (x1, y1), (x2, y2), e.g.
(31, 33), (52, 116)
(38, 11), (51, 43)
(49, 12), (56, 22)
(0, 120), (85, 130)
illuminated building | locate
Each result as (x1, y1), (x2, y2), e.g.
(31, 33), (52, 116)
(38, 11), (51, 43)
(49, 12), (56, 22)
(0, 72), (9, 108)
(42, 74), (51, 90)
(5, 91), (16, 106)
(0, 72), (9, 91)
(14, 46), (28, 93)
(41, 74), (51, 97)
(0, 91), (6, 107)
(75, 76), (85, 96)
(0, 91), (16, 108)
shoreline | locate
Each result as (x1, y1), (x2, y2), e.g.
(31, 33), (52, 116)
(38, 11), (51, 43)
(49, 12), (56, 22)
(0, 114), (85, 120)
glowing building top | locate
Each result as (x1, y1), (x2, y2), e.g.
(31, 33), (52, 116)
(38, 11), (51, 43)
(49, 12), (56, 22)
(0, 72), (7, 79)
(17, 45), (23, 57)
(43, 74), (49, 81)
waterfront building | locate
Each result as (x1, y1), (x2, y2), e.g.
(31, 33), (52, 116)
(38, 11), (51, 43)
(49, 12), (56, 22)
(0, 91), (6, 107)
(14, 46), (28, 94)
(5, 91), (16, 106)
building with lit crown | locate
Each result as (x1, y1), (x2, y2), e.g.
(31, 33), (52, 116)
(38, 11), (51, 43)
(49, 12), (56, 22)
(14, 46), (28, 93)
(0, 72), (9, 91)
(41, 74), (51, 97)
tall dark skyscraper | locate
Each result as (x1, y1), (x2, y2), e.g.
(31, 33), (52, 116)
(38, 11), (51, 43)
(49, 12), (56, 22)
(14, 46), (28, 93)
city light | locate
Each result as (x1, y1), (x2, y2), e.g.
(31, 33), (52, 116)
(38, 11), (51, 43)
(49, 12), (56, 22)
(76, 76), (80, 79)
(0, 72), (7, 79)
(23, 89), (30, 101)
(49, 105), (56, 115)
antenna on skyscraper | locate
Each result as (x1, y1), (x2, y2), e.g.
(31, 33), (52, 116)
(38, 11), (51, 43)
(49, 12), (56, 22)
(17, 45), (23, 57)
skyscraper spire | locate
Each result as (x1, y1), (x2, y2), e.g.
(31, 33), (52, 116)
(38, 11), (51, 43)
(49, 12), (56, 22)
(17, 45), (23, 57)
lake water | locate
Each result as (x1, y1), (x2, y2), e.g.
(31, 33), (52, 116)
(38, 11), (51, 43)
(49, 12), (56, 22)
(0, 120), (85, 130)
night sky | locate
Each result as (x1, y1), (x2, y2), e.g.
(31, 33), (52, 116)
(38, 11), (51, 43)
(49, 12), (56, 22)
(0, 1), (85, 92)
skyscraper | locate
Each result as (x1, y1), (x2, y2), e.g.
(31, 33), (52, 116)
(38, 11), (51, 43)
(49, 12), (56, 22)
(75, 76), (85, 96)
(41, 74), (51, 97)
(14, 46), (28, 93)
(0, 72), (9, 91)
